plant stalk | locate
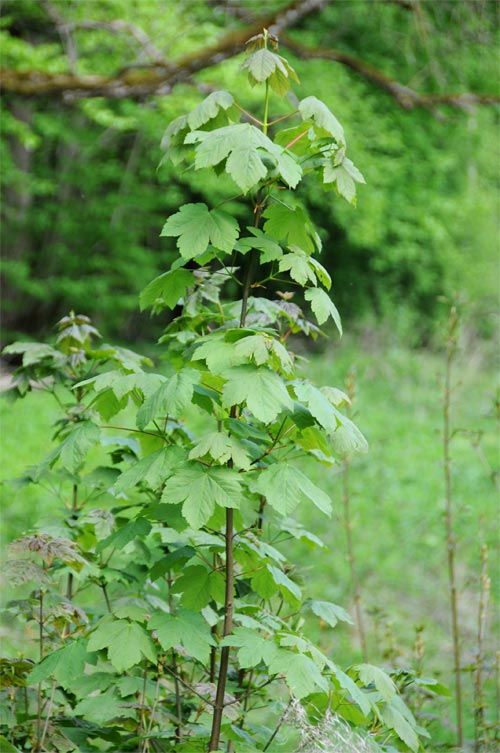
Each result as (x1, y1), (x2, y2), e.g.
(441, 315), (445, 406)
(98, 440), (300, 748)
(474, 543), (490, 752)
(443, 305), (463, 748)
(66, 482), (78, 600)
(208, 508), (235, 751)
(208, 66), (270, 752)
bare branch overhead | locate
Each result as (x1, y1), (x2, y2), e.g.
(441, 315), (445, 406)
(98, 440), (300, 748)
(281, 36), (500, 111)
(1, 0), (498, 111)
(0, 0), (329, 99)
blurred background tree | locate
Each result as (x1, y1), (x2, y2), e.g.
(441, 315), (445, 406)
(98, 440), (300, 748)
(1, 0), (498, 342)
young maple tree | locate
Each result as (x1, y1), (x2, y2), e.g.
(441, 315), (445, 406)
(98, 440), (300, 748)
(1, 31), (427, 753)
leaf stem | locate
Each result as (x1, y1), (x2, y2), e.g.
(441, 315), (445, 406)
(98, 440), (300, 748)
(263, 80), (270, 136)
(263, 699), (292, 751)
(284, 128), (309, 150)
(234, 102), (264, 126)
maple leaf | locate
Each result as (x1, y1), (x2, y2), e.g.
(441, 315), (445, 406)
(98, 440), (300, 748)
(161, 203), (239, 258)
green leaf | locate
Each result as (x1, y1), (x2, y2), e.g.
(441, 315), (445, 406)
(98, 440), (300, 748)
(80, 370), (164, 401)
(172, 566), (224, 609)
(161, 462), (241, 528)
(0, 736), (20, 752)
(263, 202), (316, 253)
(187, 90), (234, 130)
(243, 48), (284, 82)
(234, 334), (293, 373)
(222, 365), (292, 423)
(149, 545), (195, 581)
(268, 649), (328, 699)
(97, 517), (151, 551)
(329, 414), (369, 455)
(308, 256), (332, 289)
(357, 664), (397, 702)
(324, 156), (365, 205)
(149, 609), (215, 662)
(54, 421), (100, 472)
(161, 203), (239, 258)
(73, 689), (126, 723)
(250, 563), (279, 599)
(28, 639), (88, 688)
(192, 337), (246, 373)
(189, 431), (251, 470)
(226, 144), (267, 193)
(2, 341), (61, 367)
(87, 618), (156, 672)
(381, 704), (419, 752)
(114, 446), (185, 493)
(279, 247), (316, 286)
(242, 48), (298, 95)
(330, 663), (372, 716)
(139, 268), (194, 311)
(310, 600), (354, 628)
(299, 96), (345, 146)
(253, 462), (332, 516)
(186, 124), (301, 193)
(136, 368), (199, 427)
(305, 287), (342, 333)
(234, 227), (283, 262)
(266, 565), (302, 605)
(294, 381), (368, 454)
(221, 627), (276, 669)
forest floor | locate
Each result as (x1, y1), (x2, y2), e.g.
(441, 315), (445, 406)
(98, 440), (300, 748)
(1, 330), (498, 750)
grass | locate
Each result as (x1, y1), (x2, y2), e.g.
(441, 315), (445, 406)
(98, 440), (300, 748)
(0, 329), (498, 750)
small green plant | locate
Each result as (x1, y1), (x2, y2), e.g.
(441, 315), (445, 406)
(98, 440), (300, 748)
(1, 32), (427, 753)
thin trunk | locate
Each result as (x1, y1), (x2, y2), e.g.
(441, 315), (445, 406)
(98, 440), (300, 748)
(167, 571), (182, 742)
(208, 66), (269, 752)
(443, 306), (463, 748)
(208, 508), (235, 751)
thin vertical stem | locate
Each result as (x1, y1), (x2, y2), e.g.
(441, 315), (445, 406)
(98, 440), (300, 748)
(443, 306), (463, 748)
(166, 571), (182, 742)
(101, 581), (112, 613)
(263, 699), (292, 751)
(474, 544), (490, 752)
(263, 80), (270, 136)
(208, 44), (270, 752)
(208, 508), (235, 751)
(66, 482), (78, 601)
(39, 679), (56, 750)
(35, 589), (45, 751)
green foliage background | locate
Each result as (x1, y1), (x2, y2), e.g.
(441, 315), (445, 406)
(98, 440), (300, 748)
(0, 2), (498, 750)
(1, 0), (498, 341)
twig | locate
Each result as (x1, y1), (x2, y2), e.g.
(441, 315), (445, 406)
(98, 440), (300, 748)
(163, 665), (213, 706)
(263, 699), (292, 751)
(39, 679), (56, 751)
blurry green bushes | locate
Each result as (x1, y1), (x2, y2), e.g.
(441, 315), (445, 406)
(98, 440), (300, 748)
(1, 0), (498, 341)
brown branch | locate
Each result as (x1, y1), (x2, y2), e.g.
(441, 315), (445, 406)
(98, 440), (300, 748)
(61, 20), (167, 65)
(0, 0), (330, 99)
(281, 36), (500, 112)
